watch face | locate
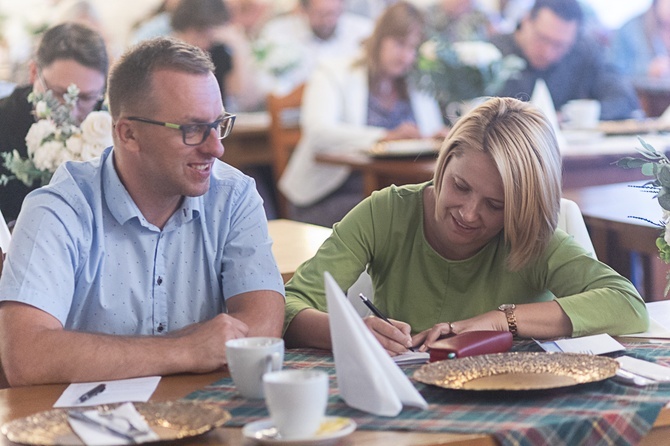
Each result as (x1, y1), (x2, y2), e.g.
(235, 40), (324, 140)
(499, 304), (515, 311)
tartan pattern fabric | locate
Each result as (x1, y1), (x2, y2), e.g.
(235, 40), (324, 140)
(183, 343), (670, 446)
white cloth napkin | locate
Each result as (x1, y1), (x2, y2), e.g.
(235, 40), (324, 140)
(68, 402), (159, 445)
(324, 272), (427, 417)
(530, 78), (567, 151)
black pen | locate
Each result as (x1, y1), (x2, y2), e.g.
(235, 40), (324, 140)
(358, 293), (415, 352)
(77, 383), (106, 403)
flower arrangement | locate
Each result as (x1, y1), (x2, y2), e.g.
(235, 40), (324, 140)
(413, 39), (525, 105)
(252, 38), (304, 78)
(616, 138), (670, 295)
(0, 84), (112, 187)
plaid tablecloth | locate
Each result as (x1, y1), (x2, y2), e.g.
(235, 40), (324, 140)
(183, 342), (670, 446)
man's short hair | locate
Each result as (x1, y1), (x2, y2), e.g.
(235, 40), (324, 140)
(171, 0), (229, 32)
(107, 37), (215, 119)
(35, 22), (108, 75)
(529, 0), (583, 23)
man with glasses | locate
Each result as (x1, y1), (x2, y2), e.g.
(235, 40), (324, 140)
(0, 37), (285, 385)
(0, 22), (108, 224)
(490, 0), (640, 121)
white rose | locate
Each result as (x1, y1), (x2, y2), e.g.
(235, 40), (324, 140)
(419, 40), (438, 62)
(80, 142), (105, 161)
(34, 101), (50, 119)
(452, 41), (502, 67)
(80, 111), (113, 148)
(25, 119), (57, 156)
(665, 224), (670, 246)
(32, 140), (65, 172)
(65, 134), (84, 159)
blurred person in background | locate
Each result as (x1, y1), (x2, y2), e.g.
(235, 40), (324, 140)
(490, 0), (639, 121)
(129, 0), (181, 45)
(170, 0), (263, 111)
(279, 1), (447, 227)
(609, 0), (670, 79)
(256, 0), (373, 94)
(0, 22), (108, 224)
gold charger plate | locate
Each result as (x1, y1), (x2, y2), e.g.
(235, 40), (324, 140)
(413, 352), (618, 391)
(1, 401), (230, 445)
(368, 138), (440, 158)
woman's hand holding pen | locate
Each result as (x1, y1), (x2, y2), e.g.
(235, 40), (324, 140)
(363, 316), (414, 356)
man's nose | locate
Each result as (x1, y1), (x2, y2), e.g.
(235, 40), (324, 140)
(203, 128), (225, 158)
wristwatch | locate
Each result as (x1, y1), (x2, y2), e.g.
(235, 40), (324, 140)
(498, 304), (518, 336)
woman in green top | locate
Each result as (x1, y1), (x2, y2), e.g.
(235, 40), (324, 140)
(283, 97), (649, 355)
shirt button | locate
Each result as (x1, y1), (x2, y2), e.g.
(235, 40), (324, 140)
(157, 276), (163, 285)
(157, 323), (165, 333)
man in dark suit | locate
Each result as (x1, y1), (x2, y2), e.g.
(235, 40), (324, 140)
(490, 0), (640, 122)
(0, 22), (108, 223)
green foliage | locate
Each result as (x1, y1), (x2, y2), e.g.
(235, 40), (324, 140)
(411, 39), (525, 104)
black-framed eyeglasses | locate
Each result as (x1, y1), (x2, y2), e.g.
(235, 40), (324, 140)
(126, 113), (236, 146)
(36, 68), (105, 106)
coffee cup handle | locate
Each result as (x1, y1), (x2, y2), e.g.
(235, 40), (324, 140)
(264, 352), (282, 373)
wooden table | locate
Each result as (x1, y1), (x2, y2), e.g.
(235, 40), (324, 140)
(633, 77), (670, 118)
(563, 182), (667, 301)
(220, 112), (272, 169)
(0, 356), (669, 446)
(267, 219), (331, 282)
(316, 150), (645, 197)
(316, 152), (435, 197)
(316, 135), (670, 196)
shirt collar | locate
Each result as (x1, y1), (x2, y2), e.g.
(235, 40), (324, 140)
(102, 148), (201, 230)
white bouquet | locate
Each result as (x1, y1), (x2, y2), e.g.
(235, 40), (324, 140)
(414, 39), (525, 104)
(1, 84), (112, 187)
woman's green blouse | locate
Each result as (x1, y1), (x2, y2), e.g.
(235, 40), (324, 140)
(284, 182), (649, 337)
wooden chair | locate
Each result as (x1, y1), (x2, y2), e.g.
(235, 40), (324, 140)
(266, 83), (306, 218)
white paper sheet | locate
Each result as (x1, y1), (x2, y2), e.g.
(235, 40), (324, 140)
(537, 333), (625, 356)
(624, 301), (670, 339)
(54, 376), (161, 408)
(392, 351), (430, 365)
(68, 402), (159, 445)
(325, 272), (427, 417)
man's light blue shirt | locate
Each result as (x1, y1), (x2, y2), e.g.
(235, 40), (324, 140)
(0, 147), (284, 335)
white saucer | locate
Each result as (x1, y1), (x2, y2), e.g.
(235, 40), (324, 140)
(242, 416), (356, 445)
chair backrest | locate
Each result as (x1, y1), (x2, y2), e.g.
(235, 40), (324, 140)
(558, 198), (597, 259)
(267, 83), (305, 217)
(348, 198), (596, 317)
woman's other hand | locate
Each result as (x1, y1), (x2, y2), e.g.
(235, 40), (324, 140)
(413, 311), (509, 351)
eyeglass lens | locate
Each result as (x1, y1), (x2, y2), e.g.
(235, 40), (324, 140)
(184, 116), (235, 146)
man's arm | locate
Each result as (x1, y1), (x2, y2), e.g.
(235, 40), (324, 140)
(0, 289), (284, 386)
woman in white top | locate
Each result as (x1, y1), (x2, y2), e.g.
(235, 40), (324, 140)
(279, 1), (448, 227)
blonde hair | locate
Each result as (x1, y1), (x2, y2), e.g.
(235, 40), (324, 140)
(433, 97), (562, 270)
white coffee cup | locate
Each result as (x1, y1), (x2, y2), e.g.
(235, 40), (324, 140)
(226, 337), (284, 399)
(263, 369), (329, 439)
(561, 99), (601, 129)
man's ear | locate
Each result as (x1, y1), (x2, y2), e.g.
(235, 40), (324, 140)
(28, 61), (38, 85)
(114, 119), (141, 153)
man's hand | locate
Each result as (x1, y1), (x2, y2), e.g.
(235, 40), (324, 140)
(363, 316), (414, 356)
(169, 313), (249, 373)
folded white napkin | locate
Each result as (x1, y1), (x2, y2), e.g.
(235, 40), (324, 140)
(325, 272), (427, 417)
(68, 402), (159, 445)
(530, 78), (567, 151)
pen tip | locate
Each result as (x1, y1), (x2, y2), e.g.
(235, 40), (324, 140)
(358, 293), (367, 301)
